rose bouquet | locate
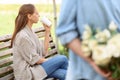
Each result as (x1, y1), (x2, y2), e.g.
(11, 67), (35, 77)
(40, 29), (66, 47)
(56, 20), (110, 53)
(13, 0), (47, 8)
(81, 22), (120, 79)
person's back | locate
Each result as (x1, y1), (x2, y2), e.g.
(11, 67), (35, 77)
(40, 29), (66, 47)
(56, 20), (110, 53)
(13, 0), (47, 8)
(56, 0), (120, 80)
(77, 0), (120, 37)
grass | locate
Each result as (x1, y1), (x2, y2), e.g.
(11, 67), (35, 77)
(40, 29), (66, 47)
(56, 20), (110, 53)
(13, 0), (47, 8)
(0, 12), (16, 35)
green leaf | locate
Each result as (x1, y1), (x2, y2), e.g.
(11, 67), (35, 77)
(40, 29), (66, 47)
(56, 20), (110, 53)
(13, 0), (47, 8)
(110, 65), (116, 71)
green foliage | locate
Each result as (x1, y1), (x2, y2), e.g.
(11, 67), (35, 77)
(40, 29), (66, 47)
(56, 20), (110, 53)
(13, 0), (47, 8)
(109, 58), (120, 79)
(58, 43), (69, 58)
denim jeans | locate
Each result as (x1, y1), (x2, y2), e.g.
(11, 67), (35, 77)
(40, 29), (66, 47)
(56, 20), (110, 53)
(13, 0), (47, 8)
(41, 55), (68, 80)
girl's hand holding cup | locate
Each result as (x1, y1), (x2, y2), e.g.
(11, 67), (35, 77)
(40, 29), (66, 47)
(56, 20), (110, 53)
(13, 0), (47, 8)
(41, 16), (52, 32)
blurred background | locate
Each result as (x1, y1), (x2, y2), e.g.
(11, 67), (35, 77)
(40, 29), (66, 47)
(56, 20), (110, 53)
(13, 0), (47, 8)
(0, 0), (68, 56)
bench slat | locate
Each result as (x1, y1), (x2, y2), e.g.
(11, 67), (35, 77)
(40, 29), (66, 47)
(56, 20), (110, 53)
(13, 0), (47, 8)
(0, 65), (13, 77)
(0, 42), (55, 58)
(0, 27), (44, 42)
(46, 48), (58, 57)
(0, 41), (11, 49)
(0, 49), (12, 57)
(0, 48), (57, 67)
(0, 73), (14, 80)
(49, 37), (53, 42)
(49, 42), (56, 48)
(33, 27), (45, 33)
(0, 37), (53, 50)
(0, 35), (12, 42)
(0, 56), (13, 67)
(36, 32), (45, 38)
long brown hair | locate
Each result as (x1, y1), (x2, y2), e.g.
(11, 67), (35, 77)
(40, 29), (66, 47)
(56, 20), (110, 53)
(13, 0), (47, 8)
(10, 4), (35, 47)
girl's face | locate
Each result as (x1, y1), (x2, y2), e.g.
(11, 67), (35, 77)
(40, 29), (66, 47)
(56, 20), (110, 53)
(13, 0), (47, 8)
(28, 8), (40, 23)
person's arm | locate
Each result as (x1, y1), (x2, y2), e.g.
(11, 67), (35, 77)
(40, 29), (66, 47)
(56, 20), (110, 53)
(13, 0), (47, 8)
(44, 31), (50, 55)
(43, 23), (51, 56)
(67, 38), (111, 78)
(36, 57), (47, 64)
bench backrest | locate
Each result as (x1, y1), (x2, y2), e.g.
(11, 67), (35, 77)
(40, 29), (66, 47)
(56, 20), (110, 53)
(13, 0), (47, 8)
(0, 27), (58, 80)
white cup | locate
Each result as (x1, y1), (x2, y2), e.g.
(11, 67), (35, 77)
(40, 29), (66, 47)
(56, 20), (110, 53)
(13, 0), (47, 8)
(40, 16), (52, 27)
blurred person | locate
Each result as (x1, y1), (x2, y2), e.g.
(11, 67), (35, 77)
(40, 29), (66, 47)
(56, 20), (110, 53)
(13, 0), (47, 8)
(56, 0), (120, 80)
(11, 4), (68, 80)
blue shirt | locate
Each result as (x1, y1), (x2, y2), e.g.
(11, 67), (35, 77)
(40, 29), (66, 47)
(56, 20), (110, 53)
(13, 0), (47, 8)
(56, 0), (120, 80)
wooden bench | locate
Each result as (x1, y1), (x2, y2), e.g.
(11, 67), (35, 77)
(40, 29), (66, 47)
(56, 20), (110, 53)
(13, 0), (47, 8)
(0, 27), (58, 80)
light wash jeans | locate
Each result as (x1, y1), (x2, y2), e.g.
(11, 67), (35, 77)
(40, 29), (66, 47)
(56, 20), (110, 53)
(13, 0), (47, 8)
(41, 55), (68, 80)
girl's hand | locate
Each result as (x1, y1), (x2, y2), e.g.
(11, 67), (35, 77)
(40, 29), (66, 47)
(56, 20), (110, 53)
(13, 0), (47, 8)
(42, 23), (51, 33)
(36, 58), (48, 64)
(40, 58), (48, 63)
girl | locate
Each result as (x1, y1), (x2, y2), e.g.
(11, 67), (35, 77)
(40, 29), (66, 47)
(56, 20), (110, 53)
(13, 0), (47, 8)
(11, 4), (68, 80)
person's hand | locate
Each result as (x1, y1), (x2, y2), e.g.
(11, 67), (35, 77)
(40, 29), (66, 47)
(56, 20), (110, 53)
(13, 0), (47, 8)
(90, 61), (111, 79)
(107, 76), (114, 80)
(108, 77), (113, 80)
(41, 57), (48, 63)
(42, 23), (51, 33)
(37, 57), (48, 64)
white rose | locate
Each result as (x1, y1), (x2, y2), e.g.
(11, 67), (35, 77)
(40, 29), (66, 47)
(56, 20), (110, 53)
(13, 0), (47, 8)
(103, 29), (111, 38)
(106, 44), (119, 58)
(113, 52), (120, 58)
(95, 29), (111, 43)
(82, 24), (92, 40)
(109, 21), (117, 31)
(108, 34), (120, 50)
(82, 45), (91, 57)
(82, 40), (89, 45)
(84, 24), (92, 33)
(82, 31), (91, 40)
(92, 45), (111, 66)
(95, 32), (107, 43)
(88, 39), (98, 50)
(94, 58), (111, 66)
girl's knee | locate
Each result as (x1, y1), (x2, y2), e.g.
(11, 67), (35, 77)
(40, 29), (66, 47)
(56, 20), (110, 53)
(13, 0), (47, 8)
(59, 55), (68, 61)
(55, 55), (68, 67)
(56, 55), (67, 64)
